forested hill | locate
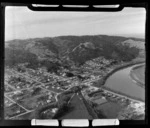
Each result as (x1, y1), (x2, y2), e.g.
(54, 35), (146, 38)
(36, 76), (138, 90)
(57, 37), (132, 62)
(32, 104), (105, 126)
(5, 35), (145, 68)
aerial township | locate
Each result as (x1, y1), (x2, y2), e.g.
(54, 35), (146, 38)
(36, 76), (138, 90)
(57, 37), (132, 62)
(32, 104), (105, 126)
(4, 56), (145, 120)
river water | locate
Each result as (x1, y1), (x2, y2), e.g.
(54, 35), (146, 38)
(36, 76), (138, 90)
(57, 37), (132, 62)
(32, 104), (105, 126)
(105, 63), (145, 101)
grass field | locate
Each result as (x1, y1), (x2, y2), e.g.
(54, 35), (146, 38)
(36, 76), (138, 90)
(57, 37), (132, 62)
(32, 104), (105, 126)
(95, 102), (124, 118)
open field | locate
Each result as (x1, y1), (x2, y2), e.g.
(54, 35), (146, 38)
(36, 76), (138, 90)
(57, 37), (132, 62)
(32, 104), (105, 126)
(95, 102), (124, 118)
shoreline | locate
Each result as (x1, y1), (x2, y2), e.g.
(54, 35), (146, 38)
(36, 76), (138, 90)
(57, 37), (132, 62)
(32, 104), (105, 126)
(97, 60), (145, 87)
(102, 86), (144, 102)
(93, 60), (145, 102)
(130, 65), (145, 89)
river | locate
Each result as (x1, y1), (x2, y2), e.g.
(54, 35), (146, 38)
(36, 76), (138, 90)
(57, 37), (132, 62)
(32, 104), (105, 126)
(104, 63), (145, 101)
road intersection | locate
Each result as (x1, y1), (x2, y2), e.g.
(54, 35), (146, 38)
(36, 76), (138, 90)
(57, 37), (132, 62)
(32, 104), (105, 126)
(5, 68), (144, 119)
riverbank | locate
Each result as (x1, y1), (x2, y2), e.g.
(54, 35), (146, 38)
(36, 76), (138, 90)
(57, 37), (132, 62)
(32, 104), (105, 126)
(102, 86), (144, 102)
(96, 60), (145, 87)
(130, 65), (145, 89)
(92, 60), (145, 102)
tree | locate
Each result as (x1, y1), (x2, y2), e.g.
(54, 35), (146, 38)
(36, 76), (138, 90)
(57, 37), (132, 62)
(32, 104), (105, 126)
(32, 88), (41, 96)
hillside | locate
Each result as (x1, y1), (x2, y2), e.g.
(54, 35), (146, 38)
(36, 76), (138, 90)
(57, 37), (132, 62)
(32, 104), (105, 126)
(121, 39), (145, 50)
(5, 35), (145, 69)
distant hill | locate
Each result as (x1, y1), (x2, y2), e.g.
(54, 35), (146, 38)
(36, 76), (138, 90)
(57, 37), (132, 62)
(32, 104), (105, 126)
(121, 39), (145, 50)
(5, 35), (145, 68)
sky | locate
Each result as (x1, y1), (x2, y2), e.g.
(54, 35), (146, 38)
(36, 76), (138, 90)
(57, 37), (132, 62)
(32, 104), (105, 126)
(5, 6), (146, 41)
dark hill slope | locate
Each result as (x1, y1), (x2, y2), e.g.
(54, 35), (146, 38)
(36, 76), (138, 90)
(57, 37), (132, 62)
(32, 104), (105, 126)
(5, 35), (144, 67)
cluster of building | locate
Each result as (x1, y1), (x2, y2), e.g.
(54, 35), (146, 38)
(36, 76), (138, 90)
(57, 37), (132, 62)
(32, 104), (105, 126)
(6, 71), (36, 90)
(4, 97), (26, 119)
(81, 84), (133, 110)
(86, 57), (112, 66)
(118, 102), (145, 120)
(4, 64), (80, 119)
(4, 56), (144, 120)
(83, 57), (116, 70)
(6, 86), (56, 111)
(11, 77), (34, 89)
(79, 57), (120, 81)
(5, 97), (14, 107)
(5, 84), (14, 92)
(40, 107), (58, 119)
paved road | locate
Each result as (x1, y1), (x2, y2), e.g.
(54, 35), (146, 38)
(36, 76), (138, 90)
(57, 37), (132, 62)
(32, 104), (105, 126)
(5, 82), (18, 91)
(5, 69), (78, 118)
(5, 70), (65, 118)
(4, 95), (29, 112)
(5, 67), (144, 120)
(82, 79), (144, 103)
(102, 88), (144, 103)
(9, 70), (58, 95)
(8, 110), (35, 120)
